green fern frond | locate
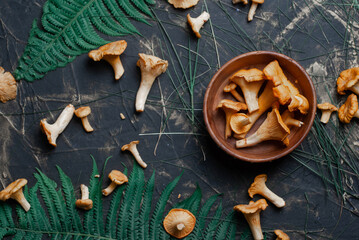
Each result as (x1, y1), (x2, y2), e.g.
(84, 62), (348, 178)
(14, 0), (155, 81)
(0, 156), (241, 239)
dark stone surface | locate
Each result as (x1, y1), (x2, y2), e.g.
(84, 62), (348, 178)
(0, 0), (358, 239)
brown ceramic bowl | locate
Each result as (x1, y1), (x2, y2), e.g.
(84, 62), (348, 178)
(203, 51), (316, 163)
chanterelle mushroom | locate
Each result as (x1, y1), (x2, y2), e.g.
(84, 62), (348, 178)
(0, 67), (17, 103)
(88, 40), (127, 80)
(40, 104), (75, 147)
(248, 0), (265, 22)
(338, 94), (359, 123)
(163, 208), (196, 239)
(0, 179), (30, 212)
(187, 11), (210, 38)
(136, 53), (168, 112)
(217, 99), (248, 139)
(317, 103), (338, 124)
(274, 230), (290, 240)
(336, 67), (359, 95)
(230, 113), (251, 134)
(281, 110), (304, 127)
(75, 106), (94, 132)
(102, 170), (128, 196)
(224, 82), (245, 102)
(233, 0), (248, 4)
(248, 174), (285, 208)
(122, 140), (147, 168)
(168, 0), (199, 9)
(234, 199), (268, 240)
(230, 68), (266, 113)
(236, 108), (290, 148)
(76, 184), (93, 210)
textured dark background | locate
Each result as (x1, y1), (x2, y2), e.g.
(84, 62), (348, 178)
(1, 0), (359, 239)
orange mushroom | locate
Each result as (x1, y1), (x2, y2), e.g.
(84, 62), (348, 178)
(168, 0), (199, 9)
(336, 67), (359, 95)
(187, 12), (210, 38)
(0, 179), (30, 211)
(102, 170), (128, 196)
(224, 82), (245, 102)
(230, 113), (251, 134)
(281, 110), (304, 127)
(274, 230), (290, 240)
(338, 94), (359, 123)
(317, 103), (338, 124)
(0, 67), (17, 103)
(163, 208), (196, 239)
(75, 184), (93, 210)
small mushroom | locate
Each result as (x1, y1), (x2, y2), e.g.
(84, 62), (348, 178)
(88, 40), (127, 80)
(0, 179), (30, 212)
(248, 174), (285, 208)
(40, 104), (75, 147)
(187, 11), (210, 38)
(236, 108), (290, 148)
(75, 184), (93, 210)
(281, 110), (304, 127)
(230, 68), (265, 113)
(230, 113), (251, 135)
(274, 230), (290, 240)
(248, 0), (265, 21)
(336, 67), (359, 95)
(217, 99), (248, 139)
(163, 208), (196, 239)
(0, 67), (17, 103)
(168, 0), (199, 9)
(338, 93), (359, 123)
(136, 53), (168, 112)
(102, 170), (128, 196)
(224, 83), (245, 102)
(121, 140), (147, 168)
(232, 0), (248, 4)
(234, 199), (268, 240)
(75, 106), (94, 132)
(317, 103), (338, 124)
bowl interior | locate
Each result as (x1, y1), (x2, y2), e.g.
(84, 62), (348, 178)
(204, 51), (316, 162)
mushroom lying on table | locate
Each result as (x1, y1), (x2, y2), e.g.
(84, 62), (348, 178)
(163, 208), (196, 239)
(248, 0), (265, 22)
(248, 174), (285, 208)
(338, 94), (359, 123)
(40, 104), (75, 147)
(337, 67), (359, 95)
(275, 230), (290, 240)
(136, 53), (168, 112)
(0, 67), (17, 103)
(121, 140), (147, 168)
(75, 106), (94, 132)
(102, 170), (128, 196)
(317, 103), (338, 124)
(88, 40), (127, 80)
(187, 11), (210, 38)
(234, 199), (268, 240)
(168, 0), (199, 9)
(0, 179), (30, 212)
(76, 184), (93, 210)
(232, 0), (248, 4)
(236, 108), (290, 148)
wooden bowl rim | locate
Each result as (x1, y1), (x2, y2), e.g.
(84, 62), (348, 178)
(203, 51), (317, 163)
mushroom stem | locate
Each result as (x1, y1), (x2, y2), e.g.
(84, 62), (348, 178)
(177, 223), (185, 231)
(40, 104), (75, 147)
(136, 78), (154, 112)
(236, 132), (262, 148)
(243, 91), (260, 113)
(102, 182), (117, 196)
(11, 190), (30, 212)
(81, 184), (89, 200)
(230, 89), (245, 102)
(349, 83), (359, 95)
(244, 212), (263, 240)
(259, 187), (285, 208)
(320, 111), (332, 124)
(122, 141), (148, 168)
(248, 3), (258, 21)
(81, 117), (93, 132)
(103, 55), (124, 80)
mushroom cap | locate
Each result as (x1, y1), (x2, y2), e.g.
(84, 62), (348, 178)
(0, 179), (27, 201)
(317, 102), (338, 112)
(76, 199), (93, 210)
(338, 94), (358, 123)
(168, 0), (199, 9)
(137, 53), (168, 76)
(217, 99), (247, 112)
(0, 67), (17, 103)
(75, 106), (91, 118)
(233, 199), (268, 214)
(248, 174), (267, 198)
(252, 0), (264, 3)
(274, 229), (290, 240)
(187, 12), (210, 38)
(224, 83), (237, 92)
(230, 68), (266, 82)
(288, 94), (309, 114)
(230, 113), (251, 134)
(273, 85), (292, 105)
(263, 60), (287, 86)
(108, 170), (128, 185)
(163, 208), (196, 239)
(88, 40), (127, 61)
(337, 67), (359, 95)
(121, 140), (140, 151)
